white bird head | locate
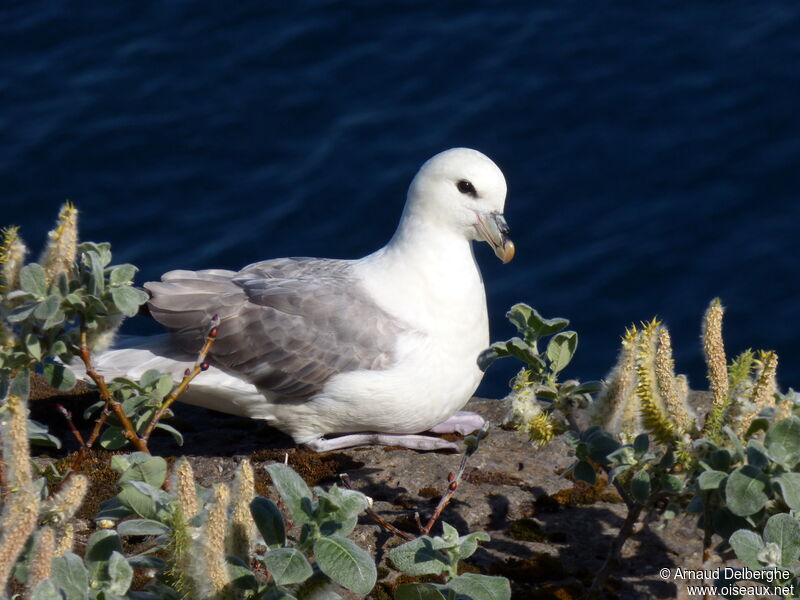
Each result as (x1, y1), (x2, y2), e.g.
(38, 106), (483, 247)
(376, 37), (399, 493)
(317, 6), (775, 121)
(403, 148), (514, 263)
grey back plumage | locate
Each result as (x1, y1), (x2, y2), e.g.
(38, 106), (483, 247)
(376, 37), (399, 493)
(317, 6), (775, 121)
(145, 258), (408, 399)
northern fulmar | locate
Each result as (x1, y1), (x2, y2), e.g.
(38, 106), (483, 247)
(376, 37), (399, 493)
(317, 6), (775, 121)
(94, 148), (514, 451)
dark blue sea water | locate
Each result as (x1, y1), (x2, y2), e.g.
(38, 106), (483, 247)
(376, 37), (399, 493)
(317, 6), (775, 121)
(3, 2), (800, 399)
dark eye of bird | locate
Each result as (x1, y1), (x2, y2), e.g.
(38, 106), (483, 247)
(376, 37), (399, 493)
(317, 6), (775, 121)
(457, 180), (477, 197)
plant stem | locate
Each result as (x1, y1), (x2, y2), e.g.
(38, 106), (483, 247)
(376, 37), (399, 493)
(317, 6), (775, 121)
(586, 494), (644, 599)
(77, 325), (149, 453)
(420, 424), (488, 536)
(141, 317), (218, 441)
(702, 490), (714, 562)
(340, 474), (414, 541)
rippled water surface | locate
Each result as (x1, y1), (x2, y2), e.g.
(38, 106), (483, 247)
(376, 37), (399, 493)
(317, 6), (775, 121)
(3, 2), (800, 397)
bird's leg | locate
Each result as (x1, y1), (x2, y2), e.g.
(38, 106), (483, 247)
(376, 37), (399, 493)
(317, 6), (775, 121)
(428, 411), (486, 435)
(305, 433), (459, 453)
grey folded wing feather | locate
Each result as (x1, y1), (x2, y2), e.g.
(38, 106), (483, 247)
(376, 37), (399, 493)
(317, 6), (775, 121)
(144, 258), (408, 399)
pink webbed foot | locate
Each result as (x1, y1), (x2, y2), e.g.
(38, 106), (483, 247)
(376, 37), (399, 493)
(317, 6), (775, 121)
(428, 411), (486, 435)
(305, 433), (459, 453)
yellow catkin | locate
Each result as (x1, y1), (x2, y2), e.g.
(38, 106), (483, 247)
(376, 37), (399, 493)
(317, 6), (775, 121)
(199, 484), (233, 600)
(654, 327), (694, 434)
(27, 527), (56, 591)
(634, 322), (676, 445)
(738, 351), (778, 437)
(0, 395), (41, 590)
(173, 458), (199, 520)
(675, 374), (689, 403)
(592, 333), (638, 440)
(86, 314), (124, 353)
(0, 226), (27, 294)
(702, 299), (729, 411)
(228, 460), (256, 562)
(45, 474), (88, 525)
(54, 523), (75, 557)
(527, 413), (555, 446)
(40, 202), (78, 284)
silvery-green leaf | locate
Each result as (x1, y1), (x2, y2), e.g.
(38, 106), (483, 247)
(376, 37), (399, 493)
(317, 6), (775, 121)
(43, 309), (65, 330)
(51, 552), (89, 600)
(126, 554), (165, 570)
(662, 475), (683, 493)
(30, 579), (62, 600)
(395, 583), (447, 600)
(117, 484), (159, 520)
(118, 455), (167, 488)
(116, 518), (170, 536)
(226, 556), (259, 591)
(111, 286), (148, 317)
(138, 369), (161, 389)
(774, 473), (800, 511)
(698, 470), (727, 491)
(105, 551), (134, 594)
(746, 440), (770, 470)
(109, 264), (137, 286)
(573, 460), (596, 485)
(388, 536), (450, 576)
(51, 339), (68, 357)
(766, 416), (800, 457)
(120, 394), (150, 414)
(33, 294), (61, 320)
(725, 465), (769, 517)
(100, 426), (129, 450)
(152, 374), (173, 399)
(7, 301), (39, 322)
(728, 529), (764, 569)
(763, 512), (800, 567)
(506, 303), (534, 335)
(9, 370), (30, 400)
(263, 547), (313, 585)
(441, 522), (459, 546)
(447, 573), (511, 600)
(266, 463), (314, 524)
(19, 263), (47, 297)
(84, 250), (105, 296)
(154, 423), (183, 446)
(27, 419), (62, 449)
(313, 535), (377, 595)
(95, 497), (133, 522)
(630, 469), (651, 505)
(477, 348), (499, 372)
(455, 530), (490, 560)
(709, 449), (732, 471)
(86, 530), (123, 564)
(314, 485), (369, 536)
(42, 363), (76, 391)
(110, 455), (132, 474)
(546, 331), (578, 374)
(633, 434), (649, 455)
(251, 497), (286, 548)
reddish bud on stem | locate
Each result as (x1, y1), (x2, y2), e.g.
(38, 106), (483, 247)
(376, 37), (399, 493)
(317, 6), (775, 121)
(209, 327), (219, 339)
(201, 362), (210, 371)
(184, 368), (191, 377)
(449, 481), (458, 491)
(447, 472), (455, 482)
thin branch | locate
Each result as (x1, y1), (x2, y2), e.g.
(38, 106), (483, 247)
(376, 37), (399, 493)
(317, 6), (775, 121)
(420, 424), (489, 536)
(586, 500), (644, 599)
(56, 404), (85, 446)
(77, 324), (149, 453)
(340, 474), (414, 542)
(141, 316), (219, 441)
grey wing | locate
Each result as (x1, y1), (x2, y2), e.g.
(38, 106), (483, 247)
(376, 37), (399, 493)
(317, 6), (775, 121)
(144, 258), (407, 399)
